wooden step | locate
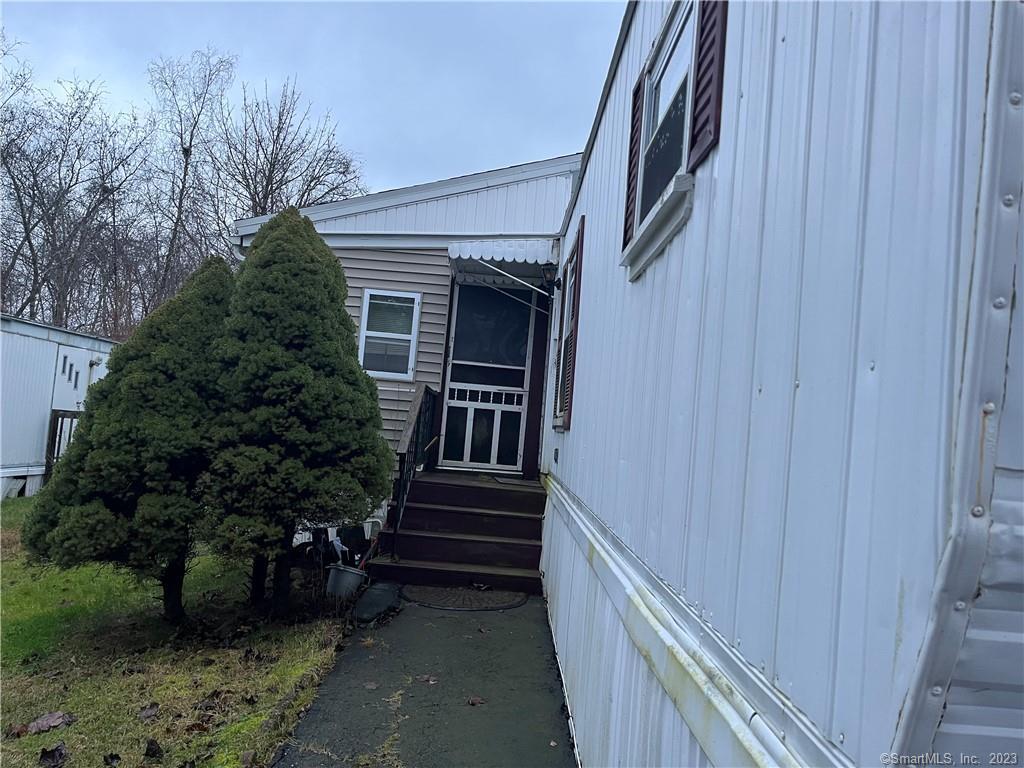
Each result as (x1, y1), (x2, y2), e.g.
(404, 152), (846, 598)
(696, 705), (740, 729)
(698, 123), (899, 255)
(399, 502), (543, 539)
(366, 558), (542, 595)
(409, 474), (547, 515)
(379, 528), (541, 569)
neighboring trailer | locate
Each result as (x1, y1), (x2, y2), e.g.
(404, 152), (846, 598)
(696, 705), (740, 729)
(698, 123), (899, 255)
(542, 2), (1022, 767)
(0, 316), (115, 497)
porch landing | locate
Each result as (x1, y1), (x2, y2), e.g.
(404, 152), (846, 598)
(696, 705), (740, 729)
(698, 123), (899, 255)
(273, 595), (575, 767)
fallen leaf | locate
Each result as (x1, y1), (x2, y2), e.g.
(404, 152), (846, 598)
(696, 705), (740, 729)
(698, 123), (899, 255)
(103, 754), (121, 767)
(138, 703), (159, 721)
(466, 696), (486, 706)
(27, 713), (77, 736)
(38, 742), (68, 768)
(415, 675), (439, 685)
(363, 682), (380, 690)
(144, 738), (163, 760)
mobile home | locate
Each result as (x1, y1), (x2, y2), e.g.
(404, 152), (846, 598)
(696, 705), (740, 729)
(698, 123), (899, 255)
(234, 0), (1022, 762)
(0, 316), (115, 497)
(235, 156), (579, 584)
(540, 1), (1022, 766)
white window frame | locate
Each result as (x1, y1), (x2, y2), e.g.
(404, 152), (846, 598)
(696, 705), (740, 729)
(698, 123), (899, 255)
(621, 0), (698, 281)
(358, 288), (421, 382)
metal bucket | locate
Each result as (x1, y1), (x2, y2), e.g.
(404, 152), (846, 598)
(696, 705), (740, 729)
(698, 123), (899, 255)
(326, 564), (366, 600)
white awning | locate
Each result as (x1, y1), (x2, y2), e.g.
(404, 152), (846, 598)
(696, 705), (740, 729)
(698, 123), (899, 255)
(448, 238), (556, 265)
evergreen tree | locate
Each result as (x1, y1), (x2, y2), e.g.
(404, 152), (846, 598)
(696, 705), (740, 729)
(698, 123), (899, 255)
(22, 258), (235, 623)
(203, 208), (392, 615)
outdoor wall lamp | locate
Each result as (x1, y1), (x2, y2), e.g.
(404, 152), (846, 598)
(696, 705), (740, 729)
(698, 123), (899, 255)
(541, 263), (561, 292)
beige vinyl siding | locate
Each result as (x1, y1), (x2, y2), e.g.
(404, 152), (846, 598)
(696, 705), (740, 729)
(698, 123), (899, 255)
(336, 248), (450, 449)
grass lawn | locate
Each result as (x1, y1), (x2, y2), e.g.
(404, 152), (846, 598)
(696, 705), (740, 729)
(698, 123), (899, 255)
(1, 496), (342, 768)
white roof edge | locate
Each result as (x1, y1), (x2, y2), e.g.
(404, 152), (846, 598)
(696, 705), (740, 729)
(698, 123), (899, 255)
(1, 314), (117, 348)
(237, 231), (563, 249)
(235, 153), (583, 235)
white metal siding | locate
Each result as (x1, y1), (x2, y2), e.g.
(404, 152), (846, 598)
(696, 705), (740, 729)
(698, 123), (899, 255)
(319, 174), (573, 235)
(1, 332), (57, 472)
(337, 249), (451, 448)
(542, 2), (994, 765)
(1, 318), (114, 477)
(543, 502), (713, 768)
(51, 344), (98, 412)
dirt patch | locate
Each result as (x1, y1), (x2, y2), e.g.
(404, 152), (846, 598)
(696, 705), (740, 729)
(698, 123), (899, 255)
(1, 526), (22, 556)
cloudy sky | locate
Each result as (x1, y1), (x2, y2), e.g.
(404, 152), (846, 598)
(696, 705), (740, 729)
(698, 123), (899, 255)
(4, 1), (624, 191)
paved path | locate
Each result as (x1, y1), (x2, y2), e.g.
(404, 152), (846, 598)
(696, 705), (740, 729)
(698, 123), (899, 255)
(274, 596), (576, 768)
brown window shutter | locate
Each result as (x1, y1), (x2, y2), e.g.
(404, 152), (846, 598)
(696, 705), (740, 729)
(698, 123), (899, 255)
(553, 290), (565, 420)
(563, 216), (585, 429)
(687, 0), (728, 173)
(622, 74), (645, 248)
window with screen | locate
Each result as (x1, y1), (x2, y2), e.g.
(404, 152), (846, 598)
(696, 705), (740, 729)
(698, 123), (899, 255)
(620, 0), (728, 279)
(358, 289), (421, 380)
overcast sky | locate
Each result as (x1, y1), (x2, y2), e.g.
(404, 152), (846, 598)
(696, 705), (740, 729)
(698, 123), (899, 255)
(4, 2), (624, 192)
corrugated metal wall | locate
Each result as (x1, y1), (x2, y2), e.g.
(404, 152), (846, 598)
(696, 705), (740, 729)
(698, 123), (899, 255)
(337, 249), (451, 447)
(542, 2), (995, 765)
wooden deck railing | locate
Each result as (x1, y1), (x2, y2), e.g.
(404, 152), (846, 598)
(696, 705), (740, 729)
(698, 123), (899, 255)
(390, 384), (439, 561)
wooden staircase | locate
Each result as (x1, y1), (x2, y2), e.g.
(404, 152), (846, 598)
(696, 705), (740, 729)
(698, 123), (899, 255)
(366, 471), (546, 594)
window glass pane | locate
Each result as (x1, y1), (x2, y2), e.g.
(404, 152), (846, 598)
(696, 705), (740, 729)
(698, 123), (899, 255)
(564, 267), (577, 323)
(452, 285), (531, 366)
(362, 336), (411, 374)
(496, 411), (521, 466)
(443, 406), (468, 462)
(449, 364), (525, 388)
(366, 294), (415, 335)
(653, 20), (694, 127)
(469, 409), (495, 464)
(640, 75), (688, 222)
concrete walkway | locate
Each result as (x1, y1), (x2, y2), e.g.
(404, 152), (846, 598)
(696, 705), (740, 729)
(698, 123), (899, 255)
(274, 595), (576, 768)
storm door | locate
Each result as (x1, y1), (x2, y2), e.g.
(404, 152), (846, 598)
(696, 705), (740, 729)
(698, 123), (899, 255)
(439, 283), (536, 472)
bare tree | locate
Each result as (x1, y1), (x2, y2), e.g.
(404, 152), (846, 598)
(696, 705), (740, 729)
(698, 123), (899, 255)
(215, 78), (364, 220)
(1, 71), (150, 330)
(1, 43), (365, 337)
(146, 49), (235, 305)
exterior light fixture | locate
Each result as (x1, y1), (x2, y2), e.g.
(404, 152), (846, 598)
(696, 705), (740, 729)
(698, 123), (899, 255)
(541, 263), (561, 292)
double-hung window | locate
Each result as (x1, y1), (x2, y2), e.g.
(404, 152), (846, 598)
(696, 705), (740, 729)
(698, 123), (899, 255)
(638, 2), (696, 224)
(358, 289), (421, 381)
(621, 0), (728, 280)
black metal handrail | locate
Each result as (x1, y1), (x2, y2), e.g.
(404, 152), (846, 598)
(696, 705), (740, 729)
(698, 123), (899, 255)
(391, 384), (439, 561)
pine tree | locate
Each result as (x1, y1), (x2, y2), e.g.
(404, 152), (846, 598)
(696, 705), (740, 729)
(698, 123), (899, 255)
(203, 208), (392, 615)
(22, 258), (235, 623)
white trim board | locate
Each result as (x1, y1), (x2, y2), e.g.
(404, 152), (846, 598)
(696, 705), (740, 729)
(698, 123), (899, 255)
(543, 473), (853, 768)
